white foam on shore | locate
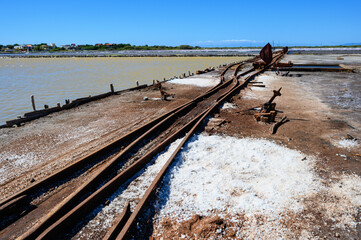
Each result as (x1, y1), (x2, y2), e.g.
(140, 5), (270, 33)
(169, 76), (220, 87)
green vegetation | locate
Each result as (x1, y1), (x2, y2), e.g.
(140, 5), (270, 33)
(0, 43), (202, 52)
(76, 44), (201, 51)
(0, 42), (360, 53)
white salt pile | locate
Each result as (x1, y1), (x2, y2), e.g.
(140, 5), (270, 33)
(220, 102), (236, 109)
(155, 134), (318, 220)
(333, 138), (360, 149)
(73, 138), (184, 239)
(250, 74), (277, 91)
(169, 76), (220, 87)
(152, 134), (361, 238)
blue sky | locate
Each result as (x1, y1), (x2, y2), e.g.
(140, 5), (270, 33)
(1, 0), (360, 47)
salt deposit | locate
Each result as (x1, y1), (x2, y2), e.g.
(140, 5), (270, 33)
(242, 73), (278, 99)
(169, 76), (220, 87)
(250, 74), (277, 91)
(73, 138), (184, 239)
(152, 134), (361, 238)
(323, 174), (361, 230)
(333, 138), (360, 149)
(220, 102), (236, 109)
(154, 134), (318, 218)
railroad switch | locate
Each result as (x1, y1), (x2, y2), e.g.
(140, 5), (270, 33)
(156, 82), (175, 100)
(254, 87), (282, 123)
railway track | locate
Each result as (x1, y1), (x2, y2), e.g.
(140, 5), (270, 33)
(0, 50), (285, 239)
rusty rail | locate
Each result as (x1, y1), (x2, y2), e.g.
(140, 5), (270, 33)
(16, 61), (246, 240)
(112, 51), (286, 240)
(0, 59), (245, 225)
(24, 52), (285, 239)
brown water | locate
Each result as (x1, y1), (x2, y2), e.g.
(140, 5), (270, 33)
(0, 57), (246, 123)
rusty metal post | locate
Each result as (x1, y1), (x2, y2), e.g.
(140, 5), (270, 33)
(268, 87), (282, 104)
(136, 81), (139, 87)
(31, 95), (36, 111)
(110, 84), (114, 93)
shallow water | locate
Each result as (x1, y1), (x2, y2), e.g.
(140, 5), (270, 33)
(0, 57), (245, 123)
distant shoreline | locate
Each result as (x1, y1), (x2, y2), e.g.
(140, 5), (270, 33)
(1, 48), (361, 58)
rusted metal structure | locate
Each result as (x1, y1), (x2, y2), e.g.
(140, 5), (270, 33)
(254, 87), (282, 123)
(3, 59), (245, 240)
(253, 43), (273, 69)
(260, 43), (273, 65)
(115, 51), (286, 240)
(1, 48), (287, 240)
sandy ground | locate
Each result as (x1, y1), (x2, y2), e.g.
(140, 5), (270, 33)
(1, 54), (360, 239)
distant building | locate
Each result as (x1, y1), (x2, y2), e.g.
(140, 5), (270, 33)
(26, 44), (33, 51)
(14, 45), (24, 50)
(41, 44), (49, 50)
(49, 43), (56, 48)
(105, 43), (115, 48)
(60, 45), (72, 50)
(60, 44), (77, 50)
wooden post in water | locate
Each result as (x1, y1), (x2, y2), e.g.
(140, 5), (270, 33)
(31, 95), (36, 111)
(136, 81), (139, 87)
(110, 84), (114, 93)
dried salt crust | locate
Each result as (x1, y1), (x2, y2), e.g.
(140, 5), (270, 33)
(169, 75), (220, 87)
(43, 133), (360, 239)
(151, 134), (361, 239)
(73, 138), (185, 239)
(221, 102), (236, 109)
(333, 138), (360, 149)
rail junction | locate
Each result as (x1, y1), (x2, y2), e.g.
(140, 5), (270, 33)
(0, 46), (287, 240)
